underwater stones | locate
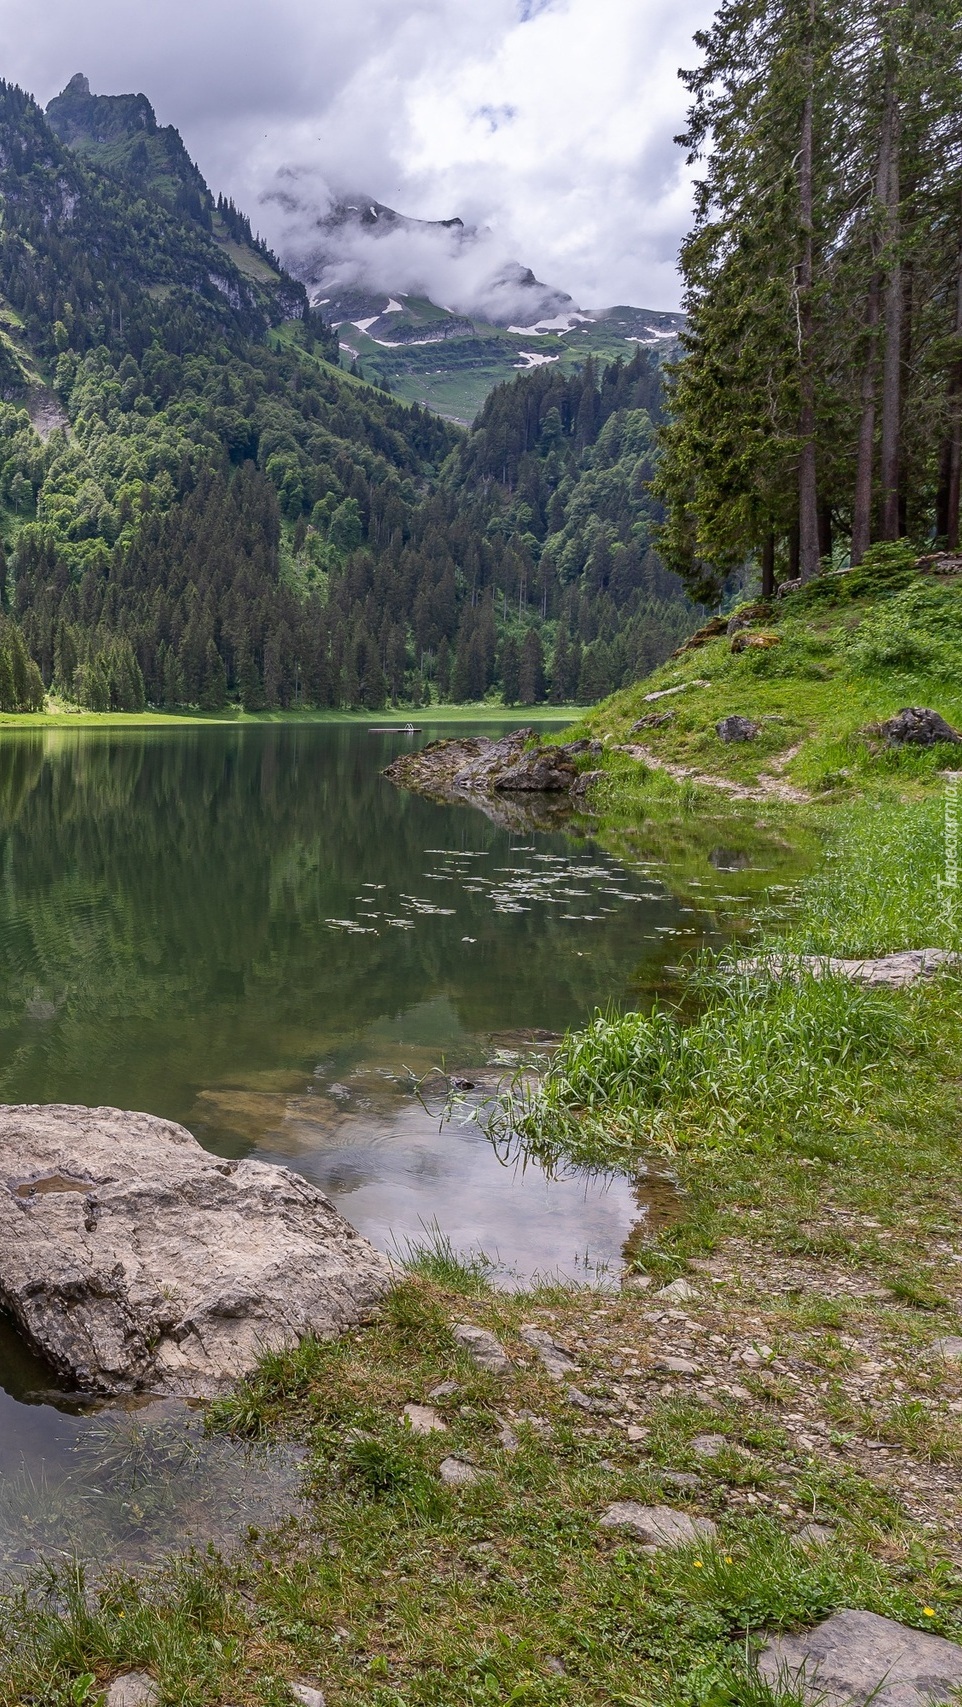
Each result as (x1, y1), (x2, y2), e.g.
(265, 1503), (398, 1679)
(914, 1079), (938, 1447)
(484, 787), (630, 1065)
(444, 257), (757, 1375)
(0, 1104), (393, 1397)
(599, 1503), (718, 1550)
(716, 714), (760, 743)
(758, 1609), (962, 1706)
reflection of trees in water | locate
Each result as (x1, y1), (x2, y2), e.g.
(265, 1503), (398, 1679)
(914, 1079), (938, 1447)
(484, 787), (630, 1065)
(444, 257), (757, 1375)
(0, 729), (664, 1114)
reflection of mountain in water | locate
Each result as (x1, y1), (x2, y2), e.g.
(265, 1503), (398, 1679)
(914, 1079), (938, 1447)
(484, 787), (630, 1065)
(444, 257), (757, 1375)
(0, 725), (696, 1123)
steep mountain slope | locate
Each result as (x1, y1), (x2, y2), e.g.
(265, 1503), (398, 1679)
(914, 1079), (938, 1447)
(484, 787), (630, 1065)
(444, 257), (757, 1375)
(0, 76), (693, 713)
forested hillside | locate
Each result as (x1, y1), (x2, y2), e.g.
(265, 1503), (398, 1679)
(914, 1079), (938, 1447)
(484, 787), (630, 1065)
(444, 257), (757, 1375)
(659, 0), (962, 601)
(0, 77), (693, 712)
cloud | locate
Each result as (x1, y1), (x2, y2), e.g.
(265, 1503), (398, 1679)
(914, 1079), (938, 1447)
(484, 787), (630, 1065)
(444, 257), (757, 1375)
(0, 0), (712, 308)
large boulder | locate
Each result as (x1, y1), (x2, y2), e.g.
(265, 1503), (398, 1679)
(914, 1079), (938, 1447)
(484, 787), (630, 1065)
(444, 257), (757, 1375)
(872, 707), (962, 748)
(384, 731), (595, 801)
(759, 1609), (962, 1706)
(0, 1104), (393, 1396)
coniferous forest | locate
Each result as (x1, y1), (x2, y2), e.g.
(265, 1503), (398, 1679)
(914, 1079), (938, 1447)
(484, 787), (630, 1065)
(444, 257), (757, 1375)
(658, 0), (962, 602)
(0, 78), (693, 713)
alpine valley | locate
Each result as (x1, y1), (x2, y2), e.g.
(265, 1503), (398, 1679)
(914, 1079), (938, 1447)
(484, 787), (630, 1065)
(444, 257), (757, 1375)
(0, 73), (693, 716)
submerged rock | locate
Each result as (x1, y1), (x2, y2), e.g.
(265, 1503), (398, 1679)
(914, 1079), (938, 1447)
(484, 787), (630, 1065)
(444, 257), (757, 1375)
(0, 1104), (393, 1396)
(758, 1609), (962, 1706)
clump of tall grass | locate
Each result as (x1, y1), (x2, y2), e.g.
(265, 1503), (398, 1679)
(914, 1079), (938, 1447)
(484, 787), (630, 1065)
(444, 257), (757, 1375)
(786, 799), (962, 958)
(396, 1220), (496, 1295)
(490, 959), (911, 1171)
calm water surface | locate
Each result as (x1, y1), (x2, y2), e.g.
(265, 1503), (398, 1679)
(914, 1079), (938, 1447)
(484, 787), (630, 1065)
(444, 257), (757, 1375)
(0, 721), (780, 1567)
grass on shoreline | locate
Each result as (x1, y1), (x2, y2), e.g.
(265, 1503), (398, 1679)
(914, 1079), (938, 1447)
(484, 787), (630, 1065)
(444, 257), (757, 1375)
(0, 702), (587, 733)
(3, 572), (962, 1705)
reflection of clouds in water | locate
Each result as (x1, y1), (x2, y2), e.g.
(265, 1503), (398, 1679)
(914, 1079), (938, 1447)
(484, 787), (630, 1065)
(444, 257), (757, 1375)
(252, 1097), (645, 1288)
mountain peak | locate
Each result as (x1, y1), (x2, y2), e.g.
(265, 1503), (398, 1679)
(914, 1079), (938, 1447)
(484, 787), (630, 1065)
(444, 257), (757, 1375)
(64, 73), (91, 96)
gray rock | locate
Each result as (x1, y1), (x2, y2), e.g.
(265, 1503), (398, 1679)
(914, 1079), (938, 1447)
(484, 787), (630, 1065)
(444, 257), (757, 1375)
(493, 748), (578, 793)
(290, 1687), (327, 1707)
(630, 712), (676, 731)
(663, 1471), (702, 1489)
(428, 1379), (460, 1399)
(496, 1418), (520, 1452)
(106, 1678), (160, 1707)
(740, 948), (960, 989)
(599, 1502), (717, 1549)
(796, 1523), (836, 1548)
(933, 1337), (962, 1361)
(657, 1355), (700, 1376)
(654, 1277), (698, 1303)
(566, 1384), (614, 1414)
(403, 1403), (447, 1435)
(452, 1322), (513, 1374)
(716, 715), (760, 743)
(0, 1105), (393, 1396)
(622, 1269), (653, 1291)
(777, 576), (803, 598)
(520, 1324), (579, 1379)
(690, 1433), (729, 1458)
(439, 1455), (485, 1487)
(758, 1609), (962, 1706)
(874, 707), (962, 748)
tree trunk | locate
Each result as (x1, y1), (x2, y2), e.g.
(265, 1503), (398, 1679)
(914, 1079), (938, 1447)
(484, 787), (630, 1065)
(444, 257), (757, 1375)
(851, 62), (896, 565)
(945, 210), (962, 548)
(818, 495), (833, 560)
(879, 86), (902, 540)
(797, 2), (820, 581)
(761, 533), (776, 599)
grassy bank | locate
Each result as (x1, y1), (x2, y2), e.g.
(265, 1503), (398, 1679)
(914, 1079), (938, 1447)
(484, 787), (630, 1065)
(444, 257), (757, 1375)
(3, 572), (962, 1706)
(0, 703), (588, 732)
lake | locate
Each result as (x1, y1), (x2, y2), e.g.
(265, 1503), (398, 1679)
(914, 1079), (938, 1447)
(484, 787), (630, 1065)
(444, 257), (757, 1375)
(0, 719), (791, 1568)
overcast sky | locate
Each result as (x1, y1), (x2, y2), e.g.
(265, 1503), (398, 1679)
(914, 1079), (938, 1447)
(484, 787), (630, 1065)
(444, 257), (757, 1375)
(0, 0), (713, 310)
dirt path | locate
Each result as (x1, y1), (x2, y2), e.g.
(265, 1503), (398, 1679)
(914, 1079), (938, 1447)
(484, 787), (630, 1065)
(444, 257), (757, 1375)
(614, 740), (811, 804)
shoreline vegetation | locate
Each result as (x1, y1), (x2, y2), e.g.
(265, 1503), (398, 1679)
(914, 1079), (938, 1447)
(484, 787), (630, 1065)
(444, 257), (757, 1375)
(4, 572), (962, 1704)
(0, 702), (589, 731)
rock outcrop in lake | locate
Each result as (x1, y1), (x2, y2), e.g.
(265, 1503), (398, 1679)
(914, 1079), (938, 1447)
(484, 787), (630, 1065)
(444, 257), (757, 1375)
(383, 729), (601, 825)
(0, 1104), (393, 1396)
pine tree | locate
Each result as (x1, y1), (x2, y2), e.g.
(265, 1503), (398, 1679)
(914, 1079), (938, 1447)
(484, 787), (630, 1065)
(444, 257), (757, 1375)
(518, 629), (546, 704)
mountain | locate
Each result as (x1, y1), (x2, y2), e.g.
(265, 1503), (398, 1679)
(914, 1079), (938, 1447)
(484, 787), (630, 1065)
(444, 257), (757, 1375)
(274, 181), (686, 424)
(0, 73), (694, 714)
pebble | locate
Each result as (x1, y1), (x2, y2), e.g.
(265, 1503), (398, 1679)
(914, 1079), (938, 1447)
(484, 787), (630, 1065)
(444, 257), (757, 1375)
(520, 1324), (579, 1379)
(599, 1502), (718, 1550)
(496, 1419), (520, 1452)
(689, 1433), (729, 1458)
(452, 1323), (513, 1374)
(663, 1471), (702, 1490)
(439, 1455), (486, 1487)
(657, 1356), (701, 1376)
(796, 1522), (836, 1548)
(933, 1336), (962, 1361)
(654, 1278), (699, 1303)
(622, 1270), (653, 1291)
(402, 1403), (447, 1435)
(625, 1424), (650, 1444)
(106, 1679), (160, 1707)
(429, 1380), (460, 1400)
(290, 1688), (327, 1707)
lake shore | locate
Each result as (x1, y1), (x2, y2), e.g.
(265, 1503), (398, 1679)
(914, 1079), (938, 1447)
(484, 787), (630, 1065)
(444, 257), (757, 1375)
(4, 578), (962, 1703)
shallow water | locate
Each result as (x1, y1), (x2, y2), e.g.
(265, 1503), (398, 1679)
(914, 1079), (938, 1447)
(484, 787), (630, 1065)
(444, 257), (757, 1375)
(0, 720), (792, 1567)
